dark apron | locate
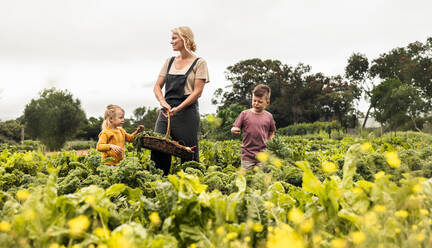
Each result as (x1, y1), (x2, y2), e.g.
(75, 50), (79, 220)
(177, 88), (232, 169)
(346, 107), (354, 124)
(151, 57), (200, 175)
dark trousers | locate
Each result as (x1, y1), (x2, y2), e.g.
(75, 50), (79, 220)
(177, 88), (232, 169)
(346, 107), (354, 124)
(150, 102), (200, 175)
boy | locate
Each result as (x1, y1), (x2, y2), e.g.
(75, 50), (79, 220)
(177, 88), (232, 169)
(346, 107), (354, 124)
(231, 84), (276, 170)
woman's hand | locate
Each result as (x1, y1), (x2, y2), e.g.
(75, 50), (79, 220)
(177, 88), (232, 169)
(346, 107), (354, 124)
(110, 144), (123, 154)
(169, 106), (180, 116)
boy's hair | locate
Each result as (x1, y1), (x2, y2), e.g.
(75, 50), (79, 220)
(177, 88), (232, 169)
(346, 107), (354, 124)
(253, 84), (271, 100)
(101, 104), (124, 130)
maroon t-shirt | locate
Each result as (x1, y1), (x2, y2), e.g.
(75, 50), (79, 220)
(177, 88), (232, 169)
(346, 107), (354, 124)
(233, 109), (276, 162)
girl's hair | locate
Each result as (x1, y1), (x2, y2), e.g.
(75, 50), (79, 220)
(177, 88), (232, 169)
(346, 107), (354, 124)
(101, 104), (124, 130)
(171, 26), (197, 54)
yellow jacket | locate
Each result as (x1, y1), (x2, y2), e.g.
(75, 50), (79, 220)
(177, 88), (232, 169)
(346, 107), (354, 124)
(96, 128), (138, 165)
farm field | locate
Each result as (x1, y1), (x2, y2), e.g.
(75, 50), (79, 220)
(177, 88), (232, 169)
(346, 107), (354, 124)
(1, 131), (432, 247)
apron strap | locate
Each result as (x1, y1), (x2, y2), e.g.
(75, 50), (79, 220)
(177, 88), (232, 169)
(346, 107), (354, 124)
(184, 58), (200, 76)
(166, 57), (175, 74)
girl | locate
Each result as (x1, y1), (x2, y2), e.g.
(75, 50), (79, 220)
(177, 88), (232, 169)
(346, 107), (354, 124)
(97, 104), (144, 165)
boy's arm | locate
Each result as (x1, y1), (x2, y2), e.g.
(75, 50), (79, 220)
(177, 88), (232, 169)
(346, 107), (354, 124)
(231, 111), (244, 135)
(268, 131), (275, 140)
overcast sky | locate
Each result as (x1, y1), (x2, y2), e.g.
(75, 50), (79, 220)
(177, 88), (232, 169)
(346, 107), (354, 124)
(0, 0), (431, 120)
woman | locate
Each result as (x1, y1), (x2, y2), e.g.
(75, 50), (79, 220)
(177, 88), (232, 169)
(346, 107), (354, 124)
(152, 26), (209, 175)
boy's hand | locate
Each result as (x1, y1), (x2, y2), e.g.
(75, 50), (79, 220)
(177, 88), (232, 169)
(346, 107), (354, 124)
(136, 125), (145, 133)
(231, 127), (241, 135)
(110, 144), (123, 154)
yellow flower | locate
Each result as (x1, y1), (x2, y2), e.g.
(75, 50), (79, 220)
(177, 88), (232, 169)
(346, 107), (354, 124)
(313, 235), (322, 244)
(256, 152), (269, 163)
(300, 218), (313, 233)
(416, 233), (425, 242)
(374, 171), (386, 180)
(331, 238), (347, 248)
(420, 209), (429, 215)
(244, 236), (251, 242)
(85, 196), (97, 205)
(273, 158), (283, 168)
(352, 187), (363, 194)
(373, 205), (387, 213)
(0, 221), (11, 232)
(216, 226), (225, 235)
(48, 244), (60, 248)
(395, 210), (409, 218)
(288, 207), (304, 224)
(412, 225), (418, 230)
(360, 142), (372, 152)
(385, 151), (401, 168)
(264, 201), (275, 209)
(16, 189), (30, 201)
(395, 228), (401, 233)
(94, 227), (110, 238)
(97, 245), (108, 248)
(266, 225), (304, 248)
(68, 215), (90, 236)
(149, 212), (161, 225)
(107, 233), (132, 248)
(226, 232), (238, 240)
(351, 231), (366, 244)
(412, 184), (422, 193)
(252, 223), (263, 232)
(190, 243), (197, 248)
(321, 161), (338, 174)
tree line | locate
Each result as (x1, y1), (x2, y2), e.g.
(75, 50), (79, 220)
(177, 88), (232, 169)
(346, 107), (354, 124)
(1, 36), (431, 149)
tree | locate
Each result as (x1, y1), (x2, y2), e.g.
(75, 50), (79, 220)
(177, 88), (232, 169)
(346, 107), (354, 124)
(23, 88), (87, 150)
(345, 37), (432, 130)
(371, 78), (429, 131)
(212, 58), (288, 109)
(215, 58), (361, 128)
(75, 116), (103, 141)
(132, 106), (160, 130)
(0, 120), (22, 143)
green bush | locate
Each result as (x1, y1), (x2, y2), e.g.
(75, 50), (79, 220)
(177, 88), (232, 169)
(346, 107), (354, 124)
(276, 120), (342, 136)
(63, 140), (97, 150)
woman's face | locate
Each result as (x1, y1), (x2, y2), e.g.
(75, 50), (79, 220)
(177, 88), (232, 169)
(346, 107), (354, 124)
(170, 33), (184, 51)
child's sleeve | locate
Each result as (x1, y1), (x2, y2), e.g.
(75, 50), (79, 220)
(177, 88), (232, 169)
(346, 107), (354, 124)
(124, 129), (138, 142)
(270, 116), (276, 133)
(97, 132), (111, 152)
(233, 111), (244, 128)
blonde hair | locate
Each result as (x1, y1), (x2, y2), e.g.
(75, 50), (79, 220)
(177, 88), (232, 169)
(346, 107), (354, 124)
(171, 26), (197, 54)
(101, 104), (124, 130)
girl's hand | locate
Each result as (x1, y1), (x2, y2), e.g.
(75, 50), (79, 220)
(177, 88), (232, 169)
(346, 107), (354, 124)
(136, 125), (145, 133)
(110, 144), (123, 154)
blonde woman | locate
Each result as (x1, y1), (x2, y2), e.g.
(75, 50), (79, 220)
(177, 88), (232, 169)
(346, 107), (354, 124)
(152, 26), (210, 175)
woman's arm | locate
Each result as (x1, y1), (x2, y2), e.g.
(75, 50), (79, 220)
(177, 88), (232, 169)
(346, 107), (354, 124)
(154, 76), (171, 112)
(170, 79), (205, 115)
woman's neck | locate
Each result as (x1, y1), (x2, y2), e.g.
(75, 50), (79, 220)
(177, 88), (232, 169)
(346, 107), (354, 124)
(178, 49), (194, 60)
